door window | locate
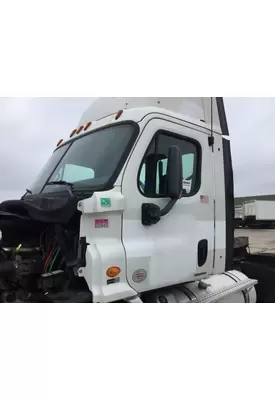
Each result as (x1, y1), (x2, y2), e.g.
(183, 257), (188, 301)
(138, 131), (200, 197)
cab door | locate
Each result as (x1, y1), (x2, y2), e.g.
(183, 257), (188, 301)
(121, 117), (215, 292)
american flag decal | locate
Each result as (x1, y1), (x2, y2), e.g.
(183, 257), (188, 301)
(200, 195), (209, 204)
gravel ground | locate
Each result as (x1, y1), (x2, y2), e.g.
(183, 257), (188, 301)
(235, 228), (275, 254)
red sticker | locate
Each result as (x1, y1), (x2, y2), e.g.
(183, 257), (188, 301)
(95, 219), (109, 228)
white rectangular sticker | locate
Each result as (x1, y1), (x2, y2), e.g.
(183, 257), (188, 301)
(182, 180), (191, 193)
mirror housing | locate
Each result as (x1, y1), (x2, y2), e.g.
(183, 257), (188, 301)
(141, 145), (183, 225)
(166, 145), (183, 199)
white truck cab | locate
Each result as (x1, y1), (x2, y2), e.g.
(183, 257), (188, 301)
(76, 98), (229, 302)
(0, 98), (257, 303)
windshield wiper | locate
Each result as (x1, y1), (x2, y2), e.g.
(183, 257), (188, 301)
(21, 188), (32, 199)
(46, 180), (75, 197)
(46, 180), (75, 189)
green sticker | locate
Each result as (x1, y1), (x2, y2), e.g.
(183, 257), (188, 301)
(100, 198), (111, 207)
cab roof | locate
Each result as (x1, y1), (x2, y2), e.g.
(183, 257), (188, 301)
(78, 97), (229, 136)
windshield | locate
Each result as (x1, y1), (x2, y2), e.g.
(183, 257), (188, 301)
(28, 124), (137, 194)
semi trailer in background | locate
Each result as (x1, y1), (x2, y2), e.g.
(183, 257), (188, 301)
(234, 205), (244, 228)
(235, 200), (275, 228)
(243, 200), (275, 228)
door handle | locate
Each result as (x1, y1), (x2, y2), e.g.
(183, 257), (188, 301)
(198, 239), (208, 267)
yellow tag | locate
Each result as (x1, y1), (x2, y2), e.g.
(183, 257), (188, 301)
(15, 244), (22, 253)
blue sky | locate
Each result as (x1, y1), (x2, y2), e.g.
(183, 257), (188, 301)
(0, 97), (273, 201)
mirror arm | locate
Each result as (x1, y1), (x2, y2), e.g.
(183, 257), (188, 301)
(160, 198), (178, 217)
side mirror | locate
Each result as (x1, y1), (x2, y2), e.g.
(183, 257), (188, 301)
(166, 145), (183, 199)
(141, 145), (183, 225)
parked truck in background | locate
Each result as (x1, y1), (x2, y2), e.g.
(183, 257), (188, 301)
(234, 204), (244, 228)
(0, 97), (275, 303)
(242, 200), (275, 228)
(234, 200), (275, 229)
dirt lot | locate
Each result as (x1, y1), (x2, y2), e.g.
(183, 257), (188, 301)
(235, 228), (275, 254)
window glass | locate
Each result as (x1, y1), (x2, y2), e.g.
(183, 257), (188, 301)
(138, 132), (199, 197)
(28, 124), (136, 194)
